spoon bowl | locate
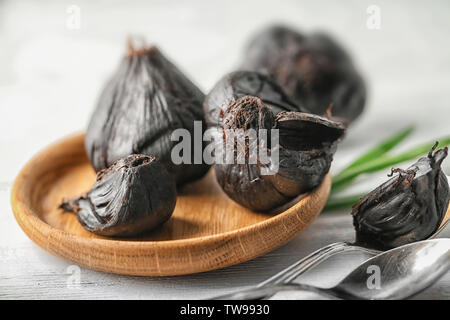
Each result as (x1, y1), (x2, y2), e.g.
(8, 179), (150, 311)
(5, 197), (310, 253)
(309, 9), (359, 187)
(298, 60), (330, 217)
(329, 238), (450, 299)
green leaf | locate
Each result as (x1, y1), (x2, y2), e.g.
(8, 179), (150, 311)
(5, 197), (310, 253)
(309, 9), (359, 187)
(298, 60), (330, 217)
(335, 125), (414, 178)
(331, 137), (450, 192)
(324, 193), (366, 211)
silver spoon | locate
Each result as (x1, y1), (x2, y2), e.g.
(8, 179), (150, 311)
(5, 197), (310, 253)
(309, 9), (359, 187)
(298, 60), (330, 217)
(213, 238), (450, 300)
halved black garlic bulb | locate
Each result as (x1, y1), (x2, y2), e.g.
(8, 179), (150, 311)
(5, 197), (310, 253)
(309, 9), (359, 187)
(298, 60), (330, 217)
(241, 25), (366, 124)
(210, 95), (345, 211)
(352, 145), (449, 250)
(60, 154), (176, 237)
(85, 43), (209, 185)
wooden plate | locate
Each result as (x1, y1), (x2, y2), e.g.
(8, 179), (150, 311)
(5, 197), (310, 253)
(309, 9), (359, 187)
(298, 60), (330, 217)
(11, 133), (331, 276)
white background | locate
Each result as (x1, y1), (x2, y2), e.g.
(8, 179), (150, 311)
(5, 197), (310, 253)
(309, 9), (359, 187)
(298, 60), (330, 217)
(0, 0), (449, 299)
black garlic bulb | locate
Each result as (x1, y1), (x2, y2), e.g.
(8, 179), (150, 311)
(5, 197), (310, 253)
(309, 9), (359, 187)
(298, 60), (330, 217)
(85, 43), (209, 185)
(352, 145), (449, 250)
(210, 95), (345, 211)
(60, 154), (176, 237)
(241, 25), (366, 124)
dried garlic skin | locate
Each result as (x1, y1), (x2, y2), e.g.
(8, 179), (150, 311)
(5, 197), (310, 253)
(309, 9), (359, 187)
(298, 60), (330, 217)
(60, 154), (176, 237)
(208, 94), (345, 212)
(85, 46), (209, 185)
(352, 147), (449, 250)
(242, 25), (366, 124)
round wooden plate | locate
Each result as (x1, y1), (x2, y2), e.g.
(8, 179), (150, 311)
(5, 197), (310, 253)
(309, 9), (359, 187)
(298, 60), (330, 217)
(11, 133), (331, 276)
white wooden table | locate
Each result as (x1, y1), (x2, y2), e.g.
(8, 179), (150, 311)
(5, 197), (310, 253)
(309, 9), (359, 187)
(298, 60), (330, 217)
(1, 0), (449, 299)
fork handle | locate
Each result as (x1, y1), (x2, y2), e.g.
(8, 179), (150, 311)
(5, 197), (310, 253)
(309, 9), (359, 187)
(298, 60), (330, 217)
(211, 242), (377, 300)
